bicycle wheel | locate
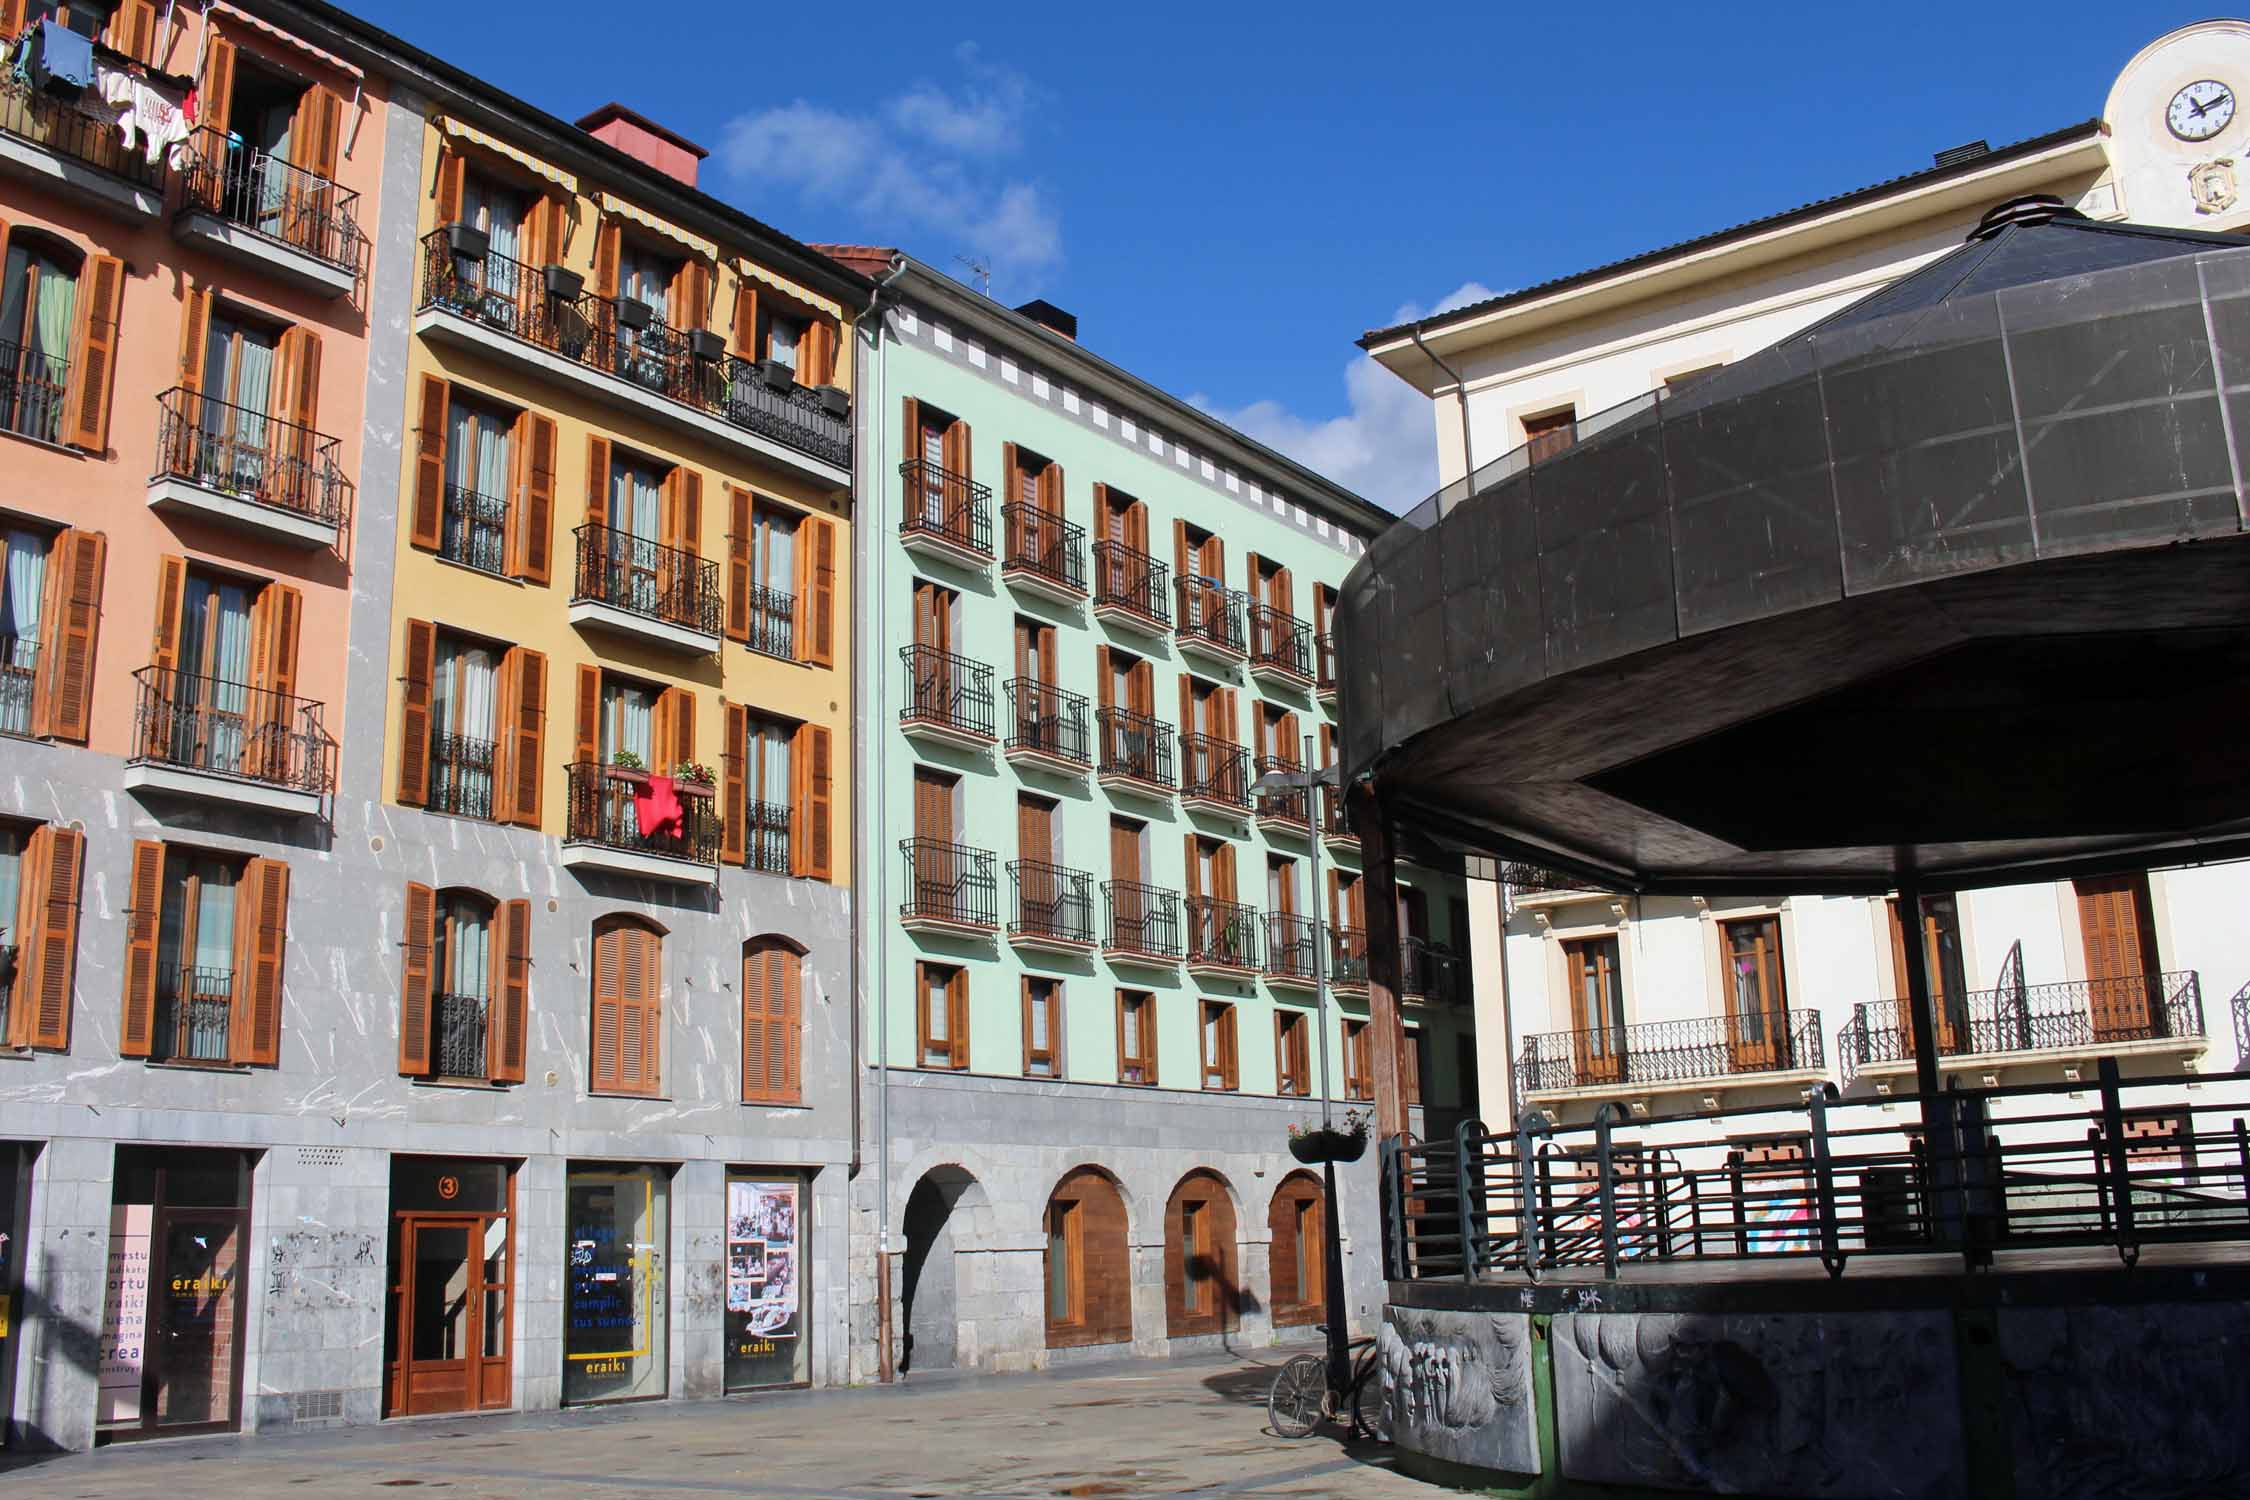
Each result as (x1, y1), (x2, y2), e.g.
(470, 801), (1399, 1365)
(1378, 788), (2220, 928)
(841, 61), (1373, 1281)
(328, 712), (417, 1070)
(1267, 1353), (1329, 1439)
(1350, 1352), (1391, 1443)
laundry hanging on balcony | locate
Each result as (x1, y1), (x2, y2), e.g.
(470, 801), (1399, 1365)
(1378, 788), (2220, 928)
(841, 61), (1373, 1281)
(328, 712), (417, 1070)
(27, 19), (93, 93)
(96, 62), (196, 167)
(633, 773), (684, 840)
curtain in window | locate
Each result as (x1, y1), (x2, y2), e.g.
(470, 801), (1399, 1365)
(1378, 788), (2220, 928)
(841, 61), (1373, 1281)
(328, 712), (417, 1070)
(0, 245), (27, 358)
(1121, 1001), (1141, 1060)
(610, 461), (662, 613)
(0, 530), (44, 736)
(201, 322), (275, 492)
(443, 407), (511, 571)
(178, 577), (253, 769)
(604, 684), (654, 766)
(758, 511), (795, 592)
(31, 258), (74, 371)
(0, 827), (22, 943)
(445, 896), (491, 998)
(465, 179), (525, 263)
(192, 864), (237, 975)
(767, 316), (800, 372)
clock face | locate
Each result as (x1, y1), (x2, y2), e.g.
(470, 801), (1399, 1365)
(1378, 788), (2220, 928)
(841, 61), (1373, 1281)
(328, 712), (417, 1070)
(2169, 79), (2236, 142)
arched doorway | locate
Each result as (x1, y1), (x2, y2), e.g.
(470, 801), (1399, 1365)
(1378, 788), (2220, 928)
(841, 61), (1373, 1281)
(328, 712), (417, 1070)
(1044, 1166), (1130, 1349)
(1164, 1169), (1238, 1337)
(900, 1165), (984, 1374)
(1267, 1170), (1325, 1328)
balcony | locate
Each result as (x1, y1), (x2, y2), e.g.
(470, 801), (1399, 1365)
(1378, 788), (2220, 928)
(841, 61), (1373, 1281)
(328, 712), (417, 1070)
(1179, 733), (1251, 818)
(1004, 679), (1090, 777)
(1319, 785), (1359, 853)
(1265, 912), (1320, 992)
(1008, 859), (1095, 955)
(434, 991), (490, 1081)
(739, 798), (793, 876)
(0, 66), (163, 220)
(1315, 633), (1338, 704)
(1253, 755), (1313, 838)
(898, 459), (992, 569)
(1519, 1010), (1828, 1100)
(569, 522), (722, 655)
(899, 838), (998, 936)
(1174, 579), (1247, 665)
(437, 485), (509, 577)
(154, 966), (235, 1065)
(0, 637), (36, 739)
(1402, 937), (1466, 1005)
(1091, 541), (1171, 638)
(1185, 896), (1262, 978)
(900, 645), (996, 749)
(175, 126), (364, 298)
(124, 666), (331, 818)
(1330, 927), (1369, 992)
(1837, 972), (2207, 1087)
(1247, 605), (1313, 686)
(0, 338), (68, 447)
(743, 582), (796, 661)
(1000, 502), (1086, 602)
(1103, 880), (1182, 969)
(150, 388), (350, 549)
(560, 761), (720, 885)
(414, 231), (851, 484)
(1095, 706), (1174, 800)
(425, 732), (498, 822)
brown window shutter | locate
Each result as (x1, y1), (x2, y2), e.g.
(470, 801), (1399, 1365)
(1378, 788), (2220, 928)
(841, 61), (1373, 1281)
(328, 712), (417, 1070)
(1183, 834), (1201, 903)
(175, 287), (212, 402)
(573, 663), (599, 766)
(148, 553), (186, 690)
(721, 702), (747, 864)
(396, 618), (435, 806)
(231, 858), (288, 1066)
(943, 418), (971, 480)
(741, 941), (771, 1101)
(623, 925), (661, 1093)
(802, 321), (838, 387)
(275, 325), (321, 433)
(197, 35), (234, 135)
(680, 469), (702, 556)
(1173, 518), (1188, 581)
(670, 259), (709, 332)
(0, 4), (22, 38)
(106, 0), (156, 64)
(61, 254), (122, 452)
(585, 434), (611, 524)
(1039, 461), (1063, 516)
(492, 899), (530, 1084)
(13, 824), (83, 1050)
(731, 281), (759, 358)
(511, 412), (555, 583)
(1095, 646), (1113, 712)
(34, 528), (102, 743)
(409, 376), (448, 550)
(250, 582), (302, 783)
(778, 946), (802, 1100)
(593, 219), (620, 300)
(801, 515), (835, 667)
(724, 486), (752, 642)
(591, 924), (624, 1092)
(434, 148), (465, 226)
(291, 85), (343, 182)
(796, 724), (832, 881)
(949, 968), (969, 1069)
(118, 839), (164, 1057)
(398, 880), (435, 1075)
(901, 395), (920, 466)
(506, 647), (545, 828)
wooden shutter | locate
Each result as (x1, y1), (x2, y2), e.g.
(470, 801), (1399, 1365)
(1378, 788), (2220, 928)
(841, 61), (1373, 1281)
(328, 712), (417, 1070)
(742, 941), (773, 1100)
(1038, 461), (1063, 518)
(512, 412), (555, 583)
(800, 515), (835, 667)
(492, 899), (530, 1084)
(724, 486), (752, 643)
(591, 923), (625, 1091)
(947, 967), (969, 1069)
(655, 687), (696, 772)
(801, 321), (838, 386)
(409, 375), (448, 551)
(149, 554), (186, 682)
(1183, 835), (1203, 903)
(118, 839), (164, 1057)
(573, 663), (599, 766)
(670, 259), (711, 332)
(106, 0), (158, 64)
(731, 280), (760, 358)
(398, 881), (435, 1075)
(13, 824), (83, 1050)
(623, 925), (661, 1092)
(61, 254), (122, 451)
(250, 581), (302, 699)
(34, 528), (103, 743)
(231, 858), (288, 1067)
(1095, 645), (1113, 713)
(434, 148), (465, 226)
(176, 288), (212, 401)
(1246, 552), (1266, 610)
(197, 36), (235, 140)
(585, 434), (610, 523)
(942, 418), (972, 482)
(274, 326), (321, 434)
(795, 724), (833, 881)
(660, 468), (703, 557)
(291, 85), (343, 182)
(722, 702), (748, 864)
(504, 647), (545, 827)
(396, 619), (435, 806)
(593, 220), (621, 299)
(742, 941), (802, 1104)
(1001, 443), (1021, 556)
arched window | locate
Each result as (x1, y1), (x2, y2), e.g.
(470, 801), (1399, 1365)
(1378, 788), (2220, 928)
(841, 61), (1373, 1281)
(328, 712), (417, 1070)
(1164, 1169), (1237, 1338)
(1044, 1167), (1130, 1350)
(0, 232), (82, 445)
(742, 935), (803, 1104)
(590, 915), (662, 1095)
(1266, 1170), (1326, 1327)
(400, 882), (527, 1085)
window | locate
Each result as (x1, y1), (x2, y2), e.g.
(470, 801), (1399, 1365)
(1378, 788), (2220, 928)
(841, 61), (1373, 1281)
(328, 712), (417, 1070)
(1342, 1019), (1372, 1100)
(0, 525), (49, 737)
(1002, 444), (1066, 573)
(410, 377), (554, 584)
(145, 558), (307, 788)
(1720, 916), (1789, 1067)
(1181, 1199), (1208, 1313)
(1022, 976), (1060, 1078)
(0, 235), (77, 444)
(761, 307), (805, 373)
(917, 961), (967, 1070)
(1564, 934), (1626, 1085)
(748, 501), (797, 656)
(1117, 990), (1155, 1085)
(1045, 1197), (1079, 1325)
(1404, 1027), (1427, 1106)
(461, 170), (528, 271)
(429, 630), (500, 820)
(726, 487), (832, 666)
(741, 291), (835, 386)
(121, 841), (287, 1066)
(1, 820), (83, 1051)
(1522, 405), (1577, 463)
(904, 399), (972, 538)
(741, 936), (803, 1104)
(28, 1), (118, 41)
(396, 621), (545, 829)
(722, 704), (830, 881)
(1200, 1000), (1238, 1091)
(614, 243), (678, 383)
(1275, 1008), (1310, 1096)
(589, 917), (663, 1095)
(1014, 615), (1056, 685)
(442, 395), (514, 574)
(601, 676), (658, 768)
(398, 883), (528, 1086)
(735, 711), (794, 874)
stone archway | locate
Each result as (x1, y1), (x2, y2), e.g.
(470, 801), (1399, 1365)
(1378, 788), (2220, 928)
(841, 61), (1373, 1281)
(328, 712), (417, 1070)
(900, 1164), (985, 1374)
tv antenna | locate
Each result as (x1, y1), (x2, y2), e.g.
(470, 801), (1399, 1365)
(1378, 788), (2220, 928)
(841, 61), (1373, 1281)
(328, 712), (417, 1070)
(955, 253), (992, 297)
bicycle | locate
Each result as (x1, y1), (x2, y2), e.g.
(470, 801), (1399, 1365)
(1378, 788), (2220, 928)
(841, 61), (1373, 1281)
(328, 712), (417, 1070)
(1266, 1329), (1386, 1441)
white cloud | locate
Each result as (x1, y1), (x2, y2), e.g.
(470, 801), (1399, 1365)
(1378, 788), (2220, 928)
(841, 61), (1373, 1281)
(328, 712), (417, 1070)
(1195, 282), (1498, 513)
(715, 45), (1058, 282)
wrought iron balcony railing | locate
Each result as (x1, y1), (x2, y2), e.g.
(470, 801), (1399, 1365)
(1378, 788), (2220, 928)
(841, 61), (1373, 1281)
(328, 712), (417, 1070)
(1253, 755), (1311, 826)
(1248, 604), (1312, 679)
(1838, 971), (2205, 1085)
(1266, 911), (1319, 984)
(572, 522), (722, 638)
(1519, 1009), (1827, 1094)
(416, 231), (851, 468)
(1402, 937), (1466, 1004)
(1185, 896), (1262, 971)
(563, 761), (722, 866)
(1096, 706), (1175, 788)
(0, 636), (36, 739)
(1500, 861), (1601, 895)
(1330, 927), (1369, 987)
(1092, 540), (1171, 625)
(180, 125), (366, 274)
(154, 965), (233, 1064)
(900, 838), (998, 929)
(427, 731), (497, 821)
(899, 458), (992, 558)
(2235, 980), (2250, 1070)
(435, 991), (488, 1080)
(130, 666), (333, 793)
(1175, 578), (1247, 655)
(0, 67), (160, 187)
(741, 797), (791, 876)
(1009, 859), (1095, 946)
(1320, 784), (1356, 840)
(1315, 632), (1338, 694)
(440, 484), (508, 575)
(900, 644), (996, 739)
(0, 337), (68, 445)
(1001, 502), (1085, 593)
(156, 388), (351, 527)
(1103, 880), (1182, 960)
(745, 582), (795, 660)
(1180, 733), (1251, 808)
(1005, 679), (1090, 766)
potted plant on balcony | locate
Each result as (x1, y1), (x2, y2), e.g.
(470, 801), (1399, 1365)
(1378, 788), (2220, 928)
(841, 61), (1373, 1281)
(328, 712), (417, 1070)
(543, 263), (584, 302)
(687, 328), (726, 362)
(613, 295), (653, 331)
(446, 222), (490, 260)
(814, 384), (850, 419)
(1288, 1109), (1370, 1165)
(672, 761), (716, 797)
(606, 749), (649, 787)
(756, 358), (796, 392)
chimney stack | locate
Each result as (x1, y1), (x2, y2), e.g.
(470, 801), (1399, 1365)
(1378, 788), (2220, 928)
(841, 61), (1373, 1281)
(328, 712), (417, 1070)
(1014, 298), (1077, 342)
(576, 104), (709, 190)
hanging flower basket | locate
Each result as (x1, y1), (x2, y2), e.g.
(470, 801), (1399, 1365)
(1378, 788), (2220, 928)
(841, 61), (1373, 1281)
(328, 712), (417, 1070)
(1288, 1111), (1369, 1164)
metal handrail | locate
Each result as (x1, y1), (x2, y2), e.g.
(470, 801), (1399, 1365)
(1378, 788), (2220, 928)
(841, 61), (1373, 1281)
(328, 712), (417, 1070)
(1402, 936), (1467, 1004)
(900, 644), (996, 739)
(1185, 896), (1262, 970)
(1004, 679), (1090, 765)
(427, 732), (496, 821)
(1000, 501), (1086, 592)
(0, 636), (37, 739)
(1253, 754), (1311, 825)
(1008, 858), (1095, 945)
(1103, 880), (1182, 959)
(438, 483), (508, 575)
(1330, 926), (1369, 987)
(740, 797), (792, 875)
(155, 964), (233, 1063)
(0, 336), (68, 445)
(130, 665), (333, 793)
(1095, 705), (1175, 788)
(1838, 972), (2205, 1084)
(1180, 732), (1250, 807)
(0, 65), (160, 185)
(434, 991), (488, 1079)
(156, 387), (351, 527)
(572, 521), (722, 638)
(899, 458), (992, 556)
(1319, 784), (1357, 839)
(563, 760), (721, 865)
(1091, 540), (1172, 624)
(1518, 1008), (1826, 1092)
(180, 124), (365, 274)
(1315, 632), (1338, 692)
(744, 582), (796, 660)
(899, 838), (998, 928)
(1247, 603), (1312, 677)
(1174, 577), (1247, 653)
(1265, 911), (1319, 982)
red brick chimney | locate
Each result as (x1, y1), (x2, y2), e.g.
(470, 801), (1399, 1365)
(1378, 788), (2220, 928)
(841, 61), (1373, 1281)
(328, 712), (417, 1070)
(576, 104), (708, 190)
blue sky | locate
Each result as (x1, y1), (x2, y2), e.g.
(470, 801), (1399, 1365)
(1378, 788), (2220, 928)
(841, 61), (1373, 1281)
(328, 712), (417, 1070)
(355, 1), (2208, 509)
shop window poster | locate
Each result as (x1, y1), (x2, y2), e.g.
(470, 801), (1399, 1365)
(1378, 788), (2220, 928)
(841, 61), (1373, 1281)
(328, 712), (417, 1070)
(724, 1176), (806, 1390)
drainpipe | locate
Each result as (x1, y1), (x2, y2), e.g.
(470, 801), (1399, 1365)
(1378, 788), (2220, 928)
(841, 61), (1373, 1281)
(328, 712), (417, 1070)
(1408, 327), (1476, 497)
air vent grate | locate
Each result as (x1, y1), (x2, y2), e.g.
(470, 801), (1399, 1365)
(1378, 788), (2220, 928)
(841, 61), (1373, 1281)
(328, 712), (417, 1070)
(1934, 140), (1991, 168)
(290, 1389), (344, 1422)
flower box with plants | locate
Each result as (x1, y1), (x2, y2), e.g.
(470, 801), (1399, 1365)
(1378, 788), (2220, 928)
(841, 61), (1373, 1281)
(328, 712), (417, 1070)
(605, 750), (649, 786)
(1288, 1109), (1370, 1164)
(672, 761), (716, 797)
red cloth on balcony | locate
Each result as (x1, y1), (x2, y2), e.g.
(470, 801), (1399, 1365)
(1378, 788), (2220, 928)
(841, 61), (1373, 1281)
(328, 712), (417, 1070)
(634, 774), (683, 838)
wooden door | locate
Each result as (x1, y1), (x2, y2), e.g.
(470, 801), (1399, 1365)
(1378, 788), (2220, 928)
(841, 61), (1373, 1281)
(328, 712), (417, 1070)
(2076, 875), (2162, 1040)
(1110, 819), (1144, 948)
(1565, 936), (1624, 1084)
(1888, 898), (1968, 1053)
(387, 1211), (511, 1417)
(1720, 917), (1786, 1069)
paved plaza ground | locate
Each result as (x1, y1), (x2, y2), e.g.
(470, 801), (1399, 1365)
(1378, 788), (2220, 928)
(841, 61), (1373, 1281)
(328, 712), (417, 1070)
(0, 1349), (1438, 1499)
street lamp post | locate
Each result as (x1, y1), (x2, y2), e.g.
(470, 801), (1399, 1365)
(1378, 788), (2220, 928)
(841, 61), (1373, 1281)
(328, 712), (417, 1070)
(1256, 737), (1350, 1401)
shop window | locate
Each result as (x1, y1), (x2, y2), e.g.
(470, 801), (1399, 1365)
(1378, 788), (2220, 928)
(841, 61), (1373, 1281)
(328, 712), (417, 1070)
(98, 1146), (253, 1438)
(1044, 1166), (1128, 1349)
(562, 1163), (670, 1404)
(1164, 1169), (1237, 1338)
(724, 1173), (809, 1391)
